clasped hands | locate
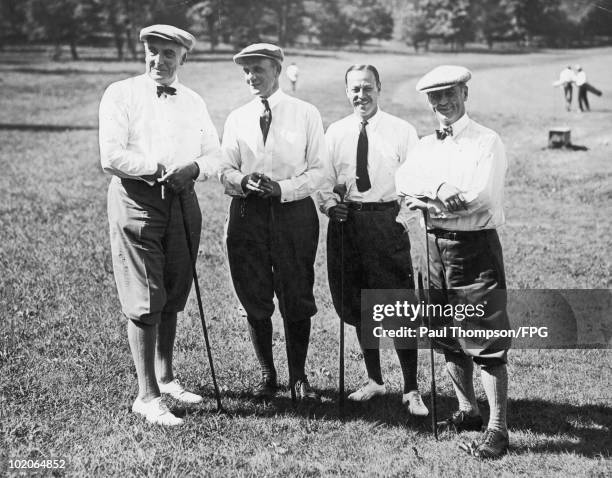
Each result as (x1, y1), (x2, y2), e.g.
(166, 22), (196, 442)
(241, 172), (281, 198)
(404, 183), (468, 214)
(156, 162), (198, 194)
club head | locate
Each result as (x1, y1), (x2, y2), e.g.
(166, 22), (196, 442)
(333, 183), (347, 200)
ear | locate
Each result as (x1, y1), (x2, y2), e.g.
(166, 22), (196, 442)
(463, 85), (468, 101)
(180, 53), (187, 65)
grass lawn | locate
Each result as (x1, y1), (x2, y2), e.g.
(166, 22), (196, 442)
(0, 45), (611, 477)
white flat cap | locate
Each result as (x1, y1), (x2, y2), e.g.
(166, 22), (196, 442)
(233, 43), (284, 65)
(416, 65), (472, 93)
(139, 24), (196, 52)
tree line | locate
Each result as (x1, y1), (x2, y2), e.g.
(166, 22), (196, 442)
(0, 0), (610, 60)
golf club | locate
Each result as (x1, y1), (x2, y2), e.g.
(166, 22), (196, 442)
(422, 208), (438, 440)
(332, 183), (348, 410)
(178, 192), (223, 412)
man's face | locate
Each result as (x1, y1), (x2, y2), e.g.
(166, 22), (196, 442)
(346, 69), (380, 120)
(144, 38), (185, 85)
(426, 84), (467, 126)
(241, 58), (280, 98)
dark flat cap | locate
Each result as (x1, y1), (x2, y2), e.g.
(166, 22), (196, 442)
(416, 65), (472, 93)
(233, 43), (284, 65)
(139, 24), (196, 52)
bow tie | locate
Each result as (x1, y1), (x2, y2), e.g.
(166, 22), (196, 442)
(436, 126), (453, 140)
(156, 85), (176, 97)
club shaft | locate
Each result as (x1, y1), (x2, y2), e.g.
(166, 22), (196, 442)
(179, 194), (222, 411)
(423, 210), (438, 440)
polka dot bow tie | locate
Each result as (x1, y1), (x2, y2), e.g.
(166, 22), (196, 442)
(156, 85), (177, 97)
(435, 126), (453, 140)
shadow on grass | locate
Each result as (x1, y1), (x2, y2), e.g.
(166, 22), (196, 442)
(0, 123), (96, 131)
(508, 398), (612, 458)
(185, 388), (611, 457)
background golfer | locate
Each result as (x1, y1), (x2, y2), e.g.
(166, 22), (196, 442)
(318, 64), (427, 416)
(99, 24), (221, 426)
(396, 65), (510, 459)
(220, 43), (327, 401)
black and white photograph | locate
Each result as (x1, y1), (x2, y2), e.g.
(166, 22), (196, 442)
(1, 0), (611, 476)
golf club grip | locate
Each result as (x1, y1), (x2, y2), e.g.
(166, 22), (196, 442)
(178, 194), (223, 411)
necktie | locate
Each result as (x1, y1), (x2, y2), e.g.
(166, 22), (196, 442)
(356, 120), (371, 192)
(436, 125), (453, 140)
(156, 85), (176, 97)
(260, 98), (272, 144)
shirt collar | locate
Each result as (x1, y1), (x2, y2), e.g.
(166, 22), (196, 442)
(353, 107), (382, 128)
(440, 113), (469, 137)
(144, 74), (181, 92)
(259, 88), (286, 108)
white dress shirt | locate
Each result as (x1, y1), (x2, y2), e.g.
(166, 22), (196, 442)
(559, 68), (575, 84)
(318, 108), (419, 213)
(395, 114), (507, 231)
(575, 70), (587, 86)
(219, 89), (327, 202)
(99, 74), (221, 182)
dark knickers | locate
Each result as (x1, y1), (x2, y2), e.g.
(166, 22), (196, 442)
(424, 228), (510, 365)
(327, 203), (415, 327)
(107, 177), (201, 325)
(226, 195), (319, 323)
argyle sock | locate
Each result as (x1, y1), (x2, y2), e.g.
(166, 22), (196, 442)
(247, 315), (276, 379)
(444, 351), (480, 415)
(356, 326), (383, 385)
(286, 318), (311, 382)
(396, 348), (418, 393)
(480, 364), (508, 432)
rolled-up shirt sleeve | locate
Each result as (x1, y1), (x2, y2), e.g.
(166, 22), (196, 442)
(316, 124), (341, 214)
(278, 106), (328, 202)
(219, 113), (247, 196)
(98, 83), (158, 178)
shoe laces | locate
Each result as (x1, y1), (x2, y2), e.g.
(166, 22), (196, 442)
(481, 429), (498, 446)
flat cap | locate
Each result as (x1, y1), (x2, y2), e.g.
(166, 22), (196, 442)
(139, 24), (196, 52)
(233, 43), (284, 65)
(416, 65), (472, 93)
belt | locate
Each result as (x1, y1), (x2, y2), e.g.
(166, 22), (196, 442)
(428, 228), (489, 241)
(346, 201), (398, 212)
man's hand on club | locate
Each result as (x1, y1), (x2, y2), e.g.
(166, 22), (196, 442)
(332, 183), (347, 202)
(436, 182), (467, 212)
(241, 173), (265, 195)
(158, 162), (198, 194)
(328, 203), (349, 223)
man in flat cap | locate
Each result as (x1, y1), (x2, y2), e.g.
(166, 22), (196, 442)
(99, 24), (221, 425)
(396, 65), (510, 458)
(318, 64), (427, 416)
(219, 43), (327, 401)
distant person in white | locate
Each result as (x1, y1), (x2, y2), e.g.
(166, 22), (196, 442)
(557, 65), (575, 111)
(286, 62), (299, 92)
(574, 65), (589, 112)
(99, 24), (221, 426)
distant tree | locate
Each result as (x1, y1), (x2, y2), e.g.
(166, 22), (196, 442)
(0, 0), (28, 48)
(268, 0), (307, 46)
(341, 0), (394, 48)
(400, 0), (429, 51)
(26, 0), (104, 60)
(580, 3), (612, 38)
(472, 0), (516, 48)
(312, 0), (351, 47)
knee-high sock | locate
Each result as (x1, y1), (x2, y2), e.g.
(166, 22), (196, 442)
(155, 312), (177, 384)
(444, 352), (479, 415)
(247, 315), (275, 378)
(396, 348), (418, 393)
(355, 326), (383, 385)
(480, 364), (508, 432)
(127, 319), (159, 401)
(287, 318), (311, 382)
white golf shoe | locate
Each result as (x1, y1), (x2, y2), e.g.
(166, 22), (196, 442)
(158, 379), (203, 404)
(403, 390), (429, 417)
(132, 397), (184, 426)
(348, 380), (387, 401)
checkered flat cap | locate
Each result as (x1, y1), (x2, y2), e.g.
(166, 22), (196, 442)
(233, 43), (284, 65)
(140, 24), (196, 52)
(416, 65), (472, 93)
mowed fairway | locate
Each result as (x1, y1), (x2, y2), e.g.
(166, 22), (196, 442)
(1, 46), (611, 477)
